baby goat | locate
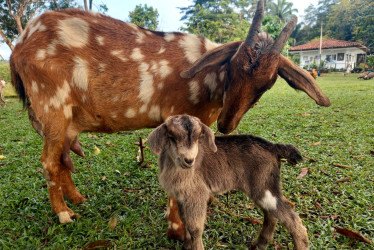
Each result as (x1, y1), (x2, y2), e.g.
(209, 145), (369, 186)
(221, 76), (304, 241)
(148, 115), (309, 250)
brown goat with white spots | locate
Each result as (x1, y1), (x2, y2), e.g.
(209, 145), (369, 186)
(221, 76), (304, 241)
(148, 115), (309, 250)
(10, 0), (329, 235)
(0, 79), (7, 106)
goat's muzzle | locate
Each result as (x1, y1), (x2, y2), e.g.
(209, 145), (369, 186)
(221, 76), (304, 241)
(178, 157), (194, 169)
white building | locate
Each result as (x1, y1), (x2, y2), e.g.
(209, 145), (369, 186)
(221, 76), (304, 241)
(289, 39), (368, 70)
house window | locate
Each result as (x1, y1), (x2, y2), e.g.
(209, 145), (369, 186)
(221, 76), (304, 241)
(337, 53), (344, 61)
(303, 56), (308, 60)
(326, 55), (331, 62)
(357, 54), (366, 64)
(333, 55), (337, 61)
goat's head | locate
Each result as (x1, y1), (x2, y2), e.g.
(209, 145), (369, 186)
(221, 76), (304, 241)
(148, 115), (217, 168)
(181, 0), (331, 134)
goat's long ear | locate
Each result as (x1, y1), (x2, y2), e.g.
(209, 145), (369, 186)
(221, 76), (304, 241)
(180, 41), (242, 79)
(201, 123), (217, 153)
(278, 55), (331, 107)
(148, 124), (167, 156)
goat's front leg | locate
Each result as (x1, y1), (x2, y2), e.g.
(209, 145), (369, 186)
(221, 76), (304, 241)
(166, 196), (185, 241)
(177, 199), (207, 250)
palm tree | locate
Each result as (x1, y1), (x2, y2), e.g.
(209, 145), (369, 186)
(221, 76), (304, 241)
(267, 0), (298, 23)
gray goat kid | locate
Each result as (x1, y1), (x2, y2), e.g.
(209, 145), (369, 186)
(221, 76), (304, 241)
(148, 115), (309, 250)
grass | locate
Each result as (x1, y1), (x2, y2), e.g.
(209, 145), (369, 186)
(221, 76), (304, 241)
(0, 72), (373, 249)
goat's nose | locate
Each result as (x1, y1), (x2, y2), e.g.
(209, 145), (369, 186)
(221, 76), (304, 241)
(184, 158), (194, 165)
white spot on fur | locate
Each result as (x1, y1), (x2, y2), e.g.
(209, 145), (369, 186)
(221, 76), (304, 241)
(219, 71), (225, 82)
(165, 207), (170, 218)
(204, 38), (220, 51)
(31, 81), (39, 93)
(111, 50), (127, 62)
(131, 48), (144, 61)
(159, 60), (172, 79)
(63, 105), (72, 119)
(179, 34), (202, 64)
(269, 72), (274, 80)
(170, 106), (175, 113)
(47, 40), (58, 56)
(204, 72), (217, 99)
(81, 95), (87, 103)
(96, 36), (104, 46)
(98, 63), (105, 71)
(127, 23), (138, 30)
(172, 223), (179, 230)
(136, 31), (145, 43)
(36, 49), (46, 60)
(138, 62), (154, 104)
(50, 81), (71, 109)
(188, 80), (200, 105)
(125, 108), (136, 118)
(139, 104), (147, 113)
(111, 113), (117, 119)
(158, 82), (164, 89)
(57, 17), (89, 48)
(73, 57), (88, 90)
(47, 181), (56, 187)
(148, 105), (161, 121)
(27, 21), (46, 40)
(170, 199), (173, 207)
(164, 33), (175, 42)
(146, 31), (152, 35)
(158, 47), (165, 54)
(259, 190), (277, 211)
(44, 105), (49, 113)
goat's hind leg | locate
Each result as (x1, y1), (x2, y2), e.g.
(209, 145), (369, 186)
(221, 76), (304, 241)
(267, 198), (309, 250)
(41, 116), (84, 223)
(251, 210), (278, 250)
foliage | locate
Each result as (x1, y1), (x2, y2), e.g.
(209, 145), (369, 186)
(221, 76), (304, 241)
(367, 56), (374, 69)
(179, 0), (252, 43)
(267, 0), (298, 23)
(48, 0), (77, 10)
(0, 73), (373, 248)
(292, 0), (374, 48)
(129, 4), (159, 31)
(0, 0), (46, 44)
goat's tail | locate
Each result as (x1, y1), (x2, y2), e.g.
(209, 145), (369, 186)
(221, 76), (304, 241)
(273, 143), (303, 164)
(10, 55), (28, 108)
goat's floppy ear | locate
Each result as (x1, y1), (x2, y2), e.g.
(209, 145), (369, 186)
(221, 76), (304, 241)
(180, 41), (241, 78)
(148, 124), (167, 156)
(201, 123), (217, 153)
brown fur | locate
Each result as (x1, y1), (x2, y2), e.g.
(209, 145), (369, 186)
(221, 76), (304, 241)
(149, 115), (309, 250)
(10, 0), (329, 226)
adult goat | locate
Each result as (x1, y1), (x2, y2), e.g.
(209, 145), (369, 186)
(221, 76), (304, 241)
(10, 0), (330, 234)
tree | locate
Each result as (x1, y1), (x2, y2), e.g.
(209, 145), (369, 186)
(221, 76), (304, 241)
(179, 0), (252, 43)
(267, 0), (297, 23)
(129, 4), (159, 31)
(0, 0), (46, 50)
(82, 0), (107, 13)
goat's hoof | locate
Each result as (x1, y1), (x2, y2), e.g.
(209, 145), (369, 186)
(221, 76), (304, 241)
(58, 211), (74, 224)
(167, 228), (185, 242)
(70, 193), (87, 204)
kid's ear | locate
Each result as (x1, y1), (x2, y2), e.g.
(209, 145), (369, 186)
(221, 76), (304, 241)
(201, 123), (217, 153)
(148, 124), (167, 156)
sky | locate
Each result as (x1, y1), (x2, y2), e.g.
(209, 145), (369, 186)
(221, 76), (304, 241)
(0, 0), (316, 60)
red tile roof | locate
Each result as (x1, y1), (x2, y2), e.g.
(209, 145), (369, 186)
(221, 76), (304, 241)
(290, 39), (368, 52)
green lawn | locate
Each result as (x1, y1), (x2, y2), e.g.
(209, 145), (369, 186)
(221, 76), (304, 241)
(0, 73), (373, 249)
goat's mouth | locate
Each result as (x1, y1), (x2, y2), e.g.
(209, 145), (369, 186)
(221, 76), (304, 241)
(178, 158), (193, 169)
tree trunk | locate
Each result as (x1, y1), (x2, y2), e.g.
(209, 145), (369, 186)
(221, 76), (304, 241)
(0, 28), (14, 51)
(89, 0), (93, 10)
(83, 0), (88, 11)
(14, 16), (24, 34)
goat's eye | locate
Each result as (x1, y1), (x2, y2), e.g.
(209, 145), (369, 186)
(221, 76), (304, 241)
(168, 136), (176, 143)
